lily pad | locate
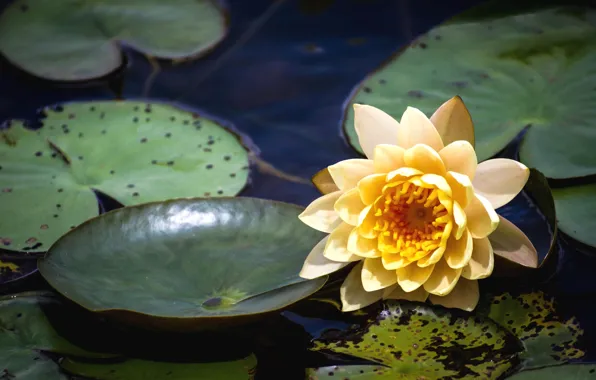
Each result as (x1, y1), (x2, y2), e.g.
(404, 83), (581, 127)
(0, 100), (249, 252)
(0, 291), (109, 380)
(487, 292), (584, 369)
(38, 198), (327, 330)
(60, 355), (257, 380)
(0, 0), (227, 81)
(552, 184), (596, 248)
(308, 300), (521, 379)
(508, 364), (596, 379)
(343, 7), (596, 179)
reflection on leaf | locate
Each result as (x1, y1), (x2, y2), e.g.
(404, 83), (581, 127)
(487, 292), (584, 369)
(308, 301), (521, 379)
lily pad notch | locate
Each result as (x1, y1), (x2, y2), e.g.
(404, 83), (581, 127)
(0, 100), (250, 252)
(0, 0), (229, 81)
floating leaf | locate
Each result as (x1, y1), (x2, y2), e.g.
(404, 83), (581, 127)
(0, 101), (249, 252)
(0, 0), (227, 81)
(508, 364), (596, 379)
(553, 183), (596, 248)
(61, 355), (257, 380)
(0, 292), (110, 380)
(487, 292), (584, 369)
(38, 198), (327, 330)
(343, 7), (596, 179)
(308, 300), (521, 379)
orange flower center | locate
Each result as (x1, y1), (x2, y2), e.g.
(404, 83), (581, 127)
(373, 181), (450, 260)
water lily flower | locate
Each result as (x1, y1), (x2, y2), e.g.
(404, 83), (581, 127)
(298, 96), (537, 312)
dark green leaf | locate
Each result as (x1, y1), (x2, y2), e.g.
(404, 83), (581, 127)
(508, 364), (596, 379)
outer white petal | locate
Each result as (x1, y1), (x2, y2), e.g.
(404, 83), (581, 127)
(473, 158), (530, 210)
(328, 159), (375, 191)
(298, 191), (343, 233)
(340, 262), (384, 312)
(429, 278), (479, 311)
(354, 104), (400, 159)
(397, 106), (444, 151)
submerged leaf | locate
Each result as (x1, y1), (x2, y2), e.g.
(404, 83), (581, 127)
(0, 0), (227, 81)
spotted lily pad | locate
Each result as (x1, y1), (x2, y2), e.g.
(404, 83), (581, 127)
(38, 198), (327, 331)
(508, 364), (596, 379)
(0, 0), (227, 81)
(0, 292), (109, 380)
(552, 184), (596, 248)
(0, 101), (249, 252)
(487, 292), (584, 369)
(343, 7), (596, 179)
(60, 355), (257, 380)
(307, 300), (521, 379)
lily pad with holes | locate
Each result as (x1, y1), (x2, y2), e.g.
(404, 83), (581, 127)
(486, 292), (584, 369)
(0, 100), (249, 252)
(0, 0), (227, 81)
(552, 184), (596, 248)
(508, 364), (596, 379)
(60, 355), (257, 380)
(38, 197), (327, 331)
(307, 300), (521, 379)
(0, 292), (111, 380)
(343, 7), (596, 179)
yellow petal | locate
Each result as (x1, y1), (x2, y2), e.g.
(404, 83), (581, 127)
(361, 257), (398, 291)
(340, 262), (384, 312)
(353, 104), (400, 159)
(334, 188), (366, 226)
(403, 144), (446, 175)
(452, 201), (467, 239)
(488, 216), (538, 268)
(462, 237), (494, 279)
(373, 144), (405, 173)
(328, 159), (375, 191)
(348, 228), (381, 258)
(409, 173), (452, 197)
(429, 278), (479, 311)
(298, 191), (343, 233)
(444, 228), (473, 269)
(383, 284), (429, 302)
(423, 259), (462, 296)
(382, 253), (413, 269)
(398, 106), (444, 151)
(416, 245), (446, 267)
(356, 205), (378, 239)
(299, 237), (351, 279)
(473, 158), (530, 210)
(439, 141), (477, 180)
(386, 167), (423, 182)
(324, 223), (362, 262)
(358, 174), (386, 205)
(397, 263), (435, 292)
(430, 96), (475, 147)
(312, 168), (339, 195)
(465, 194), (499, 239)
(445, 171), (473, 208)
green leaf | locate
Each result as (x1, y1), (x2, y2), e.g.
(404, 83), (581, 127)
(487, 292), (584, 369)
(508, 364), (596, 379)
(61, 355), (257, 380)
(343, 7), (596, 178)
(0, 0), (226, 81)
(0, 100), (249, 252)
(0, 292), (111, 380)
(308, 300), (521, 379)
(552, 183), (596, 248)
(38, 197), (327, 330)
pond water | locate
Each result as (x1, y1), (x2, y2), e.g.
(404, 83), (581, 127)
(0, 0), (596, 379)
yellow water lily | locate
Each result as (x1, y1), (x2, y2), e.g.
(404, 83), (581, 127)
(298, 96), (537, 312)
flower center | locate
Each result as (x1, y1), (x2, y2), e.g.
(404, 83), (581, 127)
(373, 180), (450, 261)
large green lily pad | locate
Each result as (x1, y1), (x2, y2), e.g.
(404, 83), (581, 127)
(0, 291), (109, 380)
(487, 292), (584, 369)
(60, 355), (257, 380)
(508, 364), (596, 379)
(0, 100), (249, 252)
(0, 0), (227, 81)
(38, 198), (327, 330)
(343, 7), (596, 179)
(307, 300), (521, 379)
(552, 184), (596, 248)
